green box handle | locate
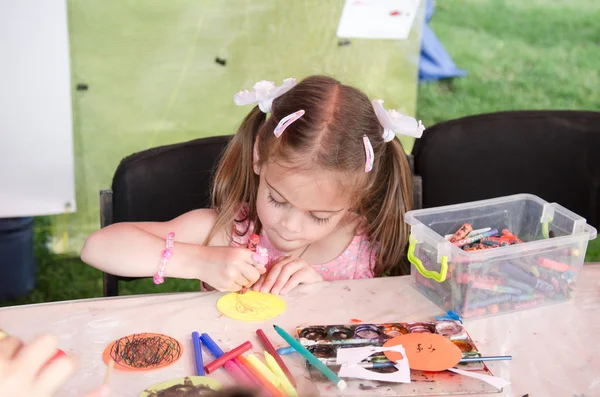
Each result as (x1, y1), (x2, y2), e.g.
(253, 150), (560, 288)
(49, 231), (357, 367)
(407, 234), (449, 283)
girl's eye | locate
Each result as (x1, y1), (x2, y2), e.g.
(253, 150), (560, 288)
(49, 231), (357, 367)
(267, 193), (286, 207)
(310, 214), (331, 225)
(268, 193), (330, 225)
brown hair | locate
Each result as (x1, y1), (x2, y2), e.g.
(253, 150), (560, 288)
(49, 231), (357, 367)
(208, 75), (413, 276)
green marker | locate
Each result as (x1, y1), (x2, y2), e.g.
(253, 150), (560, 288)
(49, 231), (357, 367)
(273, 325), (347, 390)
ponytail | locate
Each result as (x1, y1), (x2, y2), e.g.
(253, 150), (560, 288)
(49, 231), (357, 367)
(205, 106), (265, 245)
(362, 138), (413, 276)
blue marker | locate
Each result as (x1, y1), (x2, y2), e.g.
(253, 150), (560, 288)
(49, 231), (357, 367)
(277, 346), (296, 355)
(191, 331), (205, 376)
(199, 333), (225, 357)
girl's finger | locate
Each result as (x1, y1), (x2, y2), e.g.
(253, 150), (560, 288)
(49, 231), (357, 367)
(279, 272), (307, 295)
(240, 263), (261, 285)
(245, 250), (264, 267)
(33, 354), (77, 397)
(270, 262), (303, 295)
(259, 257), (293, 293)
(0, 336), (23, 359)
(14, 334), (59, 379)
(231, 280), (246, 291)
(251, 274), (267, 291)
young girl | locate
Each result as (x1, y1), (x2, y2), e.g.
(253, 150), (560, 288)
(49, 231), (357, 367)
(81, 75), (424, 295)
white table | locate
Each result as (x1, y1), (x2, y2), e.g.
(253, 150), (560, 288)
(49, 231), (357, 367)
(1, 265), (599, 397)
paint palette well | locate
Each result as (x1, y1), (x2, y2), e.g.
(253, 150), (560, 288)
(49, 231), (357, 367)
(295, 321), (475, 366)
(295, 321), (501, 396)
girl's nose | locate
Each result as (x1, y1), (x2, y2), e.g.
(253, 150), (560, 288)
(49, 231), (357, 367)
(280, 209), (302, 234)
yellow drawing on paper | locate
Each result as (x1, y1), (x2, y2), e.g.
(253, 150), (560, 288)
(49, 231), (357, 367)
(216, 291), (286, 322)
(140, 376), (221, 397)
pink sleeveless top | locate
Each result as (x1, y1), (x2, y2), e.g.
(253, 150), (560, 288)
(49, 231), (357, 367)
(231, 214), (376, 280)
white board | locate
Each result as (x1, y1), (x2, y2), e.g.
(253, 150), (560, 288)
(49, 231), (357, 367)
(337, 0), (421, 40)
(0, 0), (76, 217)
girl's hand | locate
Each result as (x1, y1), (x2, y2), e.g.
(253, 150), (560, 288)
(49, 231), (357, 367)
(202, 247), (266, 292)
(252, 255), (323, 295)
(0, 334), (109, 397)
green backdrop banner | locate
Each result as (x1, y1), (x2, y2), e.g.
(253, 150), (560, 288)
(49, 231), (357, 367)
(51, 0), (424, 253)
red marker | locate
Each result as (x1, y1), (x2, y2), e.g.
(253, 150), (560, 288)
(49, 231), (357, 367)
(248, 234), (260, 252)
(256, 328), (297, 387)
(204, 341), (253, 374)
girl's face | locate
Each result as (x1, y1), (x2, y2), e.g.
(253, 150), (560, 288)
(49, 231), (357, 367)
(255, 160), (352, 254)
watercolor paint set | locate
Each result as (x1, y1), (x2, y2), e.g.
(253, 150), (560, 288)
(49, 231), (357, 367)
(404, 194), (596, 319)
(295, 321), (501, 396)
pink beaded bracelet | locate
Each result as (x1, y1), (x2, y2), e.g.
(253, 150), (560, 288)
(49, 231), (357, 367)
(154, 232), (175, 284)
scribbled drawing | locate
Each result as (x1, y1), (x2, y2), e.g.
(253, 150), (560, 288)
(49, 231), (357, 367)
(235, 293), (269, 314)
(216, 291), (286, 322)
(144, 377), (217, 397)
(107, 333), (182, 370)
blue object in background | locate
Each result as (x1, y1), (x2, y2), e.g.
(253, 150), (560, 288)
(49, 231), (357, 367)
(0, 217), (37, 300)
(419, 0), (467, 82)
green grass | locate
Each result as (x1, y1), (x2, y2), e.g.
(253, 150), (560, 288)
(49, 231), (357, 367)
(416, 0), (599, 127)
(2, 0), (599, 307)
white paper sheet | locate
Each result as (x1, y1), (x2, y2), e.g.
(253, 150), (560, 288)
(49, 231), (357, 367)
(336, 345), (411, 383)
(449, 368), (510, 389)
(336, 0), (421, 40)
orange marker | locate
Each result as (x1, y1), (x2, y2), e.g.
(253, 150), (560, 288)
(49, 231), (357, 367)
(238, 355), (285, 397)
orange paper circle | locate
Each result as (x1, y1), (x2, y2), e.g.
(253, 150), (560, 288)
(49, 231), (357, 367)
(102, 333), (182, 372)
(383, 333), (462, 371)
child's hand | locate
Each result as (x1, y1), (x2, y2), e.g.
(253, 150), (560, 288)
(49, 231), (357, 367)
(0, 334), (109, 397)
(252, 255), (323, 295)
(202, 247), (267, 292)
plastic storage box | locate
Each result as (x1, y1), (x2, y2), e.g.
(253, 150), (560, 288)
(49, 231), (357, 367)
(404, 194), (597, 318)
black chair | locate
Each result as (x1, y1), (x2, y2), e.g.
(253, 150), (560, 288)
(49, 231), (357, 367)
(100, 135), (422, 296)
(412, 110), (600, 229)
(100, 135), (231, 296)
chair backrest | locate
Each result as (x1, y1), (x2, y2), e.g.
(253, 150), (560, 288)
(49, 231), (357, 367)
(100, 135), (231, 296)
(413, 110), (600, 228)
(111, 135), (231, 223)
(100, 135), (422, 295)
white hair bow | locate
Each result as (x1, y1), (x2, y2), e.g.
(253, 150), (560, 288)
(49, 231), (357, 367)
(234, 78), (297, 113)
(372, 99), (425, 141)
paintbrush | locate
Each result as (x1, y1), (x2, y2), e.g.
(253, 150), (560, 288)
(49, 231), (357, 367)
(339, 356), (513, 369)
(104, 359), (115, 385)
(458, 355), (512, 363)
